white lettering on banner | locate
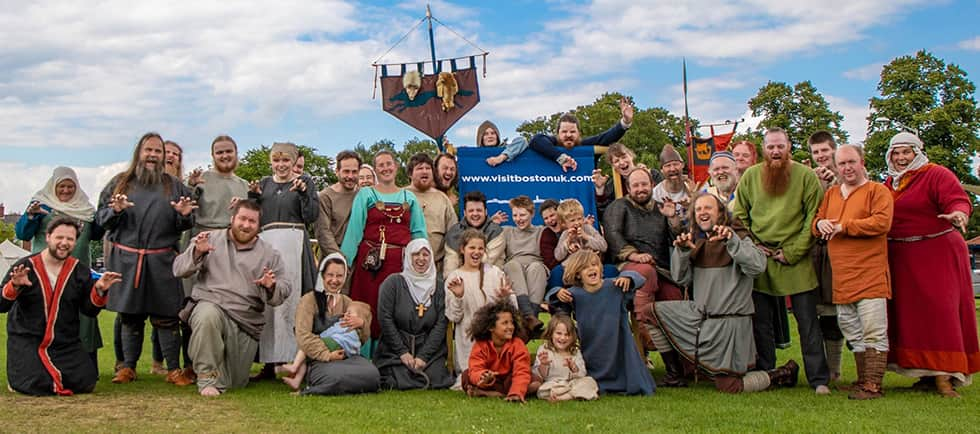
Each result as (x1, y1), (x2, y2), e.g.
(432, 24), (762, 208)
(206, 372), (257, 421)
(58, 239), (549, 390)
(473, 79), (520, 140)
(459, 174), (592, 183)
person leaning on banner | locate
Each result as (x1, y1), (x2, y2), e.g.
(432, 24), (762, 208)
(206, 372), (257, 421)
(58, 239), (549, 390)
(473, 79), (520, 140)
(529, 97), (634, 173)
(477, 120), (530, 167)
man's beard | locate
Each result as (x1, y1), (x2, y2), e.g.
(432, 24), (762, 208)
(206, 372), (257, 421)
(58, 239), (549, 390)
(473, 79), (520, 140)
(215, 160), (237, 174)
(713, 177), (735, 193)
(47, 244), (71, 261)
(630, 192), (651, 206)
(231, 226), (256, 244)
(413, 179), (432, 192)
(664, 176), (685, 192)
(762, 158), (791, 196)
(136, 161), (164, 186)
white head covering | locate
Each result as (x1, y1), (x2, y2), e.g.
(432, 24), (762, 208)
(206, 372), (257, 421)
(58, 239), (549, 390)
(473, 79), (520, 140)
(885, 132), (930, 189)
(316, 252), (348, 294)
(31, 166), (96, 221)
(401, 238), (436, 307)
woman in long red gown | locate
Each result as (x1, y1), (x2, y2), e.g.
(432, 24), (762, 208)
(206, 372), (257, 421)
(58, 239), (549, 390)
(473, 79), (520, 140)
(884, 132), (980, 398)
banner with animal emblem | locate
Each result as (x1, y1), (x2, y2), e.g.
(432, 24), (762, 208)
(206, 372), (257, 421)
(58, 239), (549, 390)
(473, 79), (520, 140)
(689, 124), (738, 184)
(456, 146), (598, 227)
(380, 58), (481, 142)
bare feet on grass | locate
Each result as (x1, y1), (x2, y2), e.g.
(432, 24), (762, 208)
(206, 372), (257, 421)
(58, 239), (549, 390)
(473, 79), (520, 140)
(200, 386), (221, 397)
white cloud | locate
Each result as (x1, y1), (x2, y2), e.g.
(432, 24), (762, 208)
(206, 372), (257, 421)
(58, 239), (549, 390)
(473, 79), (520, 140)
(843, 62), (885, 80)
(957, 36), (980, 51)
(825, 95), (871, 143)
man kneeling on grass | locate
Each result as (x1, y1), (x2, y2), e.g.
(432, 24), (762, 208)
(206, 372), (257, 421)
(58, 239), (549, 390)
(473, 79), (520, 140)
(650, 193), (799, 393)
(173, 200), (290, 396)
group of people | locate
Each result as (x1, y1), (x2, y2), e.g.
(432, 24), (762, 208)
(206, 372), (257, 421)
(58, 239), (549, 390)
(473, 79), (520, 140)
(2, 101), (978, 401)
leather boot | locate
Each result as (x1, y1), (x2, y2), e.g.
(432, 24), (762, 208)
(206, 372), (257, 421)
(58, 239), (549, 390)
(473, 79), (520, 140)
(767, 359), (800, 389)
(936, 375), (961, 398)
(849, 349), (885, 400)
(838, 351), (866, 391)
(659, 351), (688, 387)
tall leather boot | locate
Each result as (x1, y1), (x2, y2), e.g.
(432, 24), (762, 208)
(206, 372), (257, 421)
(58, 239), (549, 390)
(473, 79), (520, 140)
(838, 351), (866, 391)
(659, 351), (688, 387)
(767, 359), (800, 389)
(935, 375), (961, 398)
(849, 349), (885, 400)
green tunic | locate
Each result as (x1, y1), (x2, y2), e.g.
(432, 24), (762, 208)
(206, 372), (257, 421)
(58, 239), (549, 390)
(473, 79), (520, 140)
(21, 212), (103, 352)
(733, 162), (823, 296)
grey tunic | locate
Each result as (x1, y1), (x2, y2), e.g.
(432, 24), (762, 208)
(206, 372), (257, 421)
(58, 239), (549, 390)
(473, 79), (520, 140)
(654, 235), (767, 375)
(190, 170), (249, 233)
(603, 197), (674, 267)
(96, 175), (193, 317)
(172, 229), (290, 340)
(373, 274), (453, 390)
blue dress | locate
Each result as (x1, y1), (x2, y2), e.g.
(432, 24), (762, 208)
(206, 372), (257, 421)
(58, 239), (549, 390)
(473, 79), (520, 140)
(568, 271), (655, 396)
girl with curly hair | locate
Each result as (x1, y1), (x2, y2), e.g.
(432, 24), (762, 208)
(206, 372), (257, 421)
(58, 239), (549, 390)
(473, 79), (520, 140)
(461, 300), (532, 402)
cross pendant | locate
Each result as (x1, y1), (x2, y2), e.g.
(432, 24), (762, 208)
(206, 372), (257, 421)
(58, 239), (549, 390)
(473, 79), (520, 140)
(416, 303), (426, 317)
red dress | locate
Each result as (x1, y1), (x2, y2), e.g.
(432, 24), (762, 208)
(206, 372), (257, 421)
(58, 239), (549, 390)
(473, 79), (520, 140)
(885, 164), (980, 376)
(350, 202), (412, 338)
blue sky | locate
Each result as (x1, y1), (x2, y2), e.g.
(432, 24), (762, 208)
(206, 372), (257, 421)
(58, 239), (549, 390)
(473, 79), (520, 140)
(0, 0), (977, 211)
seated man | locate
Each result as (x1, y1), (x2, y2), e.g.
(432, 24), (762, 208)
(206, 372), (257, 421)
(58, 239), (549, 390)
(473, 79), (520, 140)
(529, 97), (634, 172)
(604, 168), (684, 368)
(444, 191), (505, 275)
(1, 217), (121, 396)
(651, 192), (799, 393)
(173, 200), (291, 396)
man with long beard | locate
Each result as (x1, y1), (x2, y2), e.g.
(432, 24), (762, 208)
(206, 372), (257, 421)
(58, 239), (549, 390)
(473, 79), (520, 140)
(97, 132), (197, 385)
(173, 200), (289, 396)
(604, 168), (686, 386)
(406, 153), (457, 277)
(315, 150), (362, 258)
(734, 127), (831, 394)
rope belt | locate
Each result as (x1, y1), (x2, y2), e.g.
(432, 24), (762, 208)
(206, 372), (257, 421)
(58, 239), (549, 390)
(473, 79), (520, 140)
(261, 222), (306, 231)
(888, 228), (953, 242)
(113, 243), (174, 288)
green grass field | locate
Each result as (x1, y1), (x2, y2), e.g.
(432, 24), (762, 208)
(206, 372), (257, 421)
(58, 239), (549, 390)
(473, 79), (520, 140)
(1, 307), (978, 433)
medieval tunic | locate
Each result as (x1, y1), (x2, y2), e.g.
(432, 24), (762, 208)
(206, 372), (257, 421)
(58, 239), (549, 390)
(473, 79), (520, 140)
(15, 209), (104, 355)
(315, 185), (358, 256)
(733, 162), (824, 296)
(533, 345), (599, 400)
(295, 291), (380, 395)
(885, 164), (980, 382)
(812, 182), (893, 304)
(96, 176), (193, 317)
(1, 254), (108, 396)
(249, 174), (319, 363)
(502, 225), (548, 307)
(373, 274), (453, 390)
(445, 265), (518, 374)
(406, 185), (458, 275)
(463, 338), (532, 398)
(191, 170), (250, 234)
(342, 188), (427, 338)
(655, 234), (767, 376)
(172, 229), (289, 391)
(564, 271), (655, 395)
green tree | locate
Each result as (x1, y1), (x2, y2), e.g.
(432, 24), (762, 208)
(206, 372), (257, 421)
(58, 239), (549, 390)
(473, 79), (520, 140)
(0, 221), (15, 242)
(355, 138), (440, 186)
(748, 80), (847, 160)
(237, 145), (336, 189)
(864, 50), (979, 183)
(516, 93), (688, 170)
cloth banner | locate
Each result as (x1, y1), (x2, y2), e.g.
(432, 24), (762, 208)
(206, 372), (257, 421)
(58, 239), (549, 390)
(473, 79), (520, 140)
(381, 64), (480, 141)
(456, 146), (597, 227)
(689, 123), (739, 184)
